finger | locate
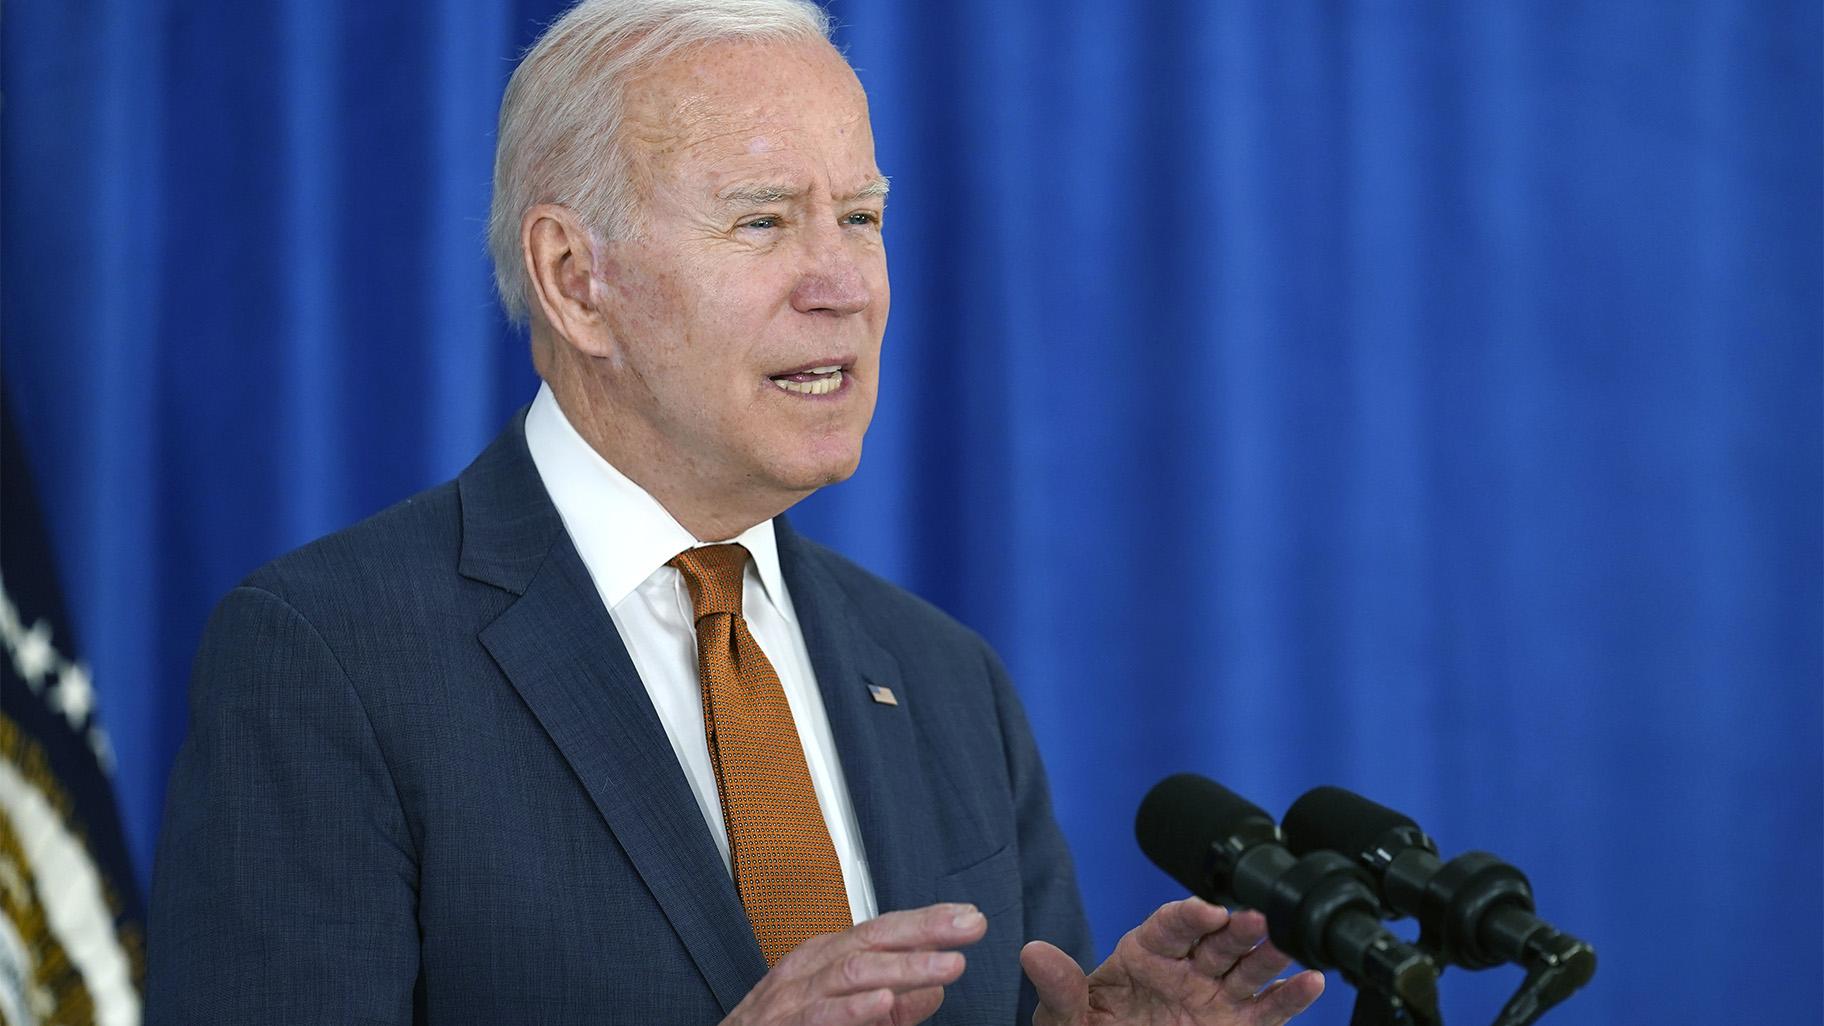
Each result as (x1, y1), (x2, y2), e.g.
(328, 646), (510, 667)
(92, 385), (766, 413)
(1219, 940), (1293, 999)
(849, 904), (988, 953)
(1020, 940), (1089, 1021)
(1134, 897), (1232, 959)
(805, 987), (893, 1026)
(810, 949), (966, 999)
(885, 985), (946, 1026)
(1246, 969), (1325, 1026)
(1188, 908), (1270, 977)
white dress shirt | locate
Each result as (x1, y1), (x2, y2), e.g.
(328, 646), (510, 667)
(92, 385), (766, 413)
(523, 383), (879, 923)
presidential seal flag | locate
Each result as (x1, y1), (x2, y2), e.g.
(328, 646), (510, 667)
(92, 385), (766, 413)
(1, 398), (144, 1025)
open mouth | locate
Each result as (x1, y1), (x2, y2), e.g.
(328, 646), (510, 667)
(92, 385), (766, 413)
(769, 364), (846, 396)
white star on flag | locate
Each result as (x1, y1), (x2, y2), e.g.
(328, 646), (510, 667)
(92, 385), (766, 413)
(13, 619), (55, 689)
(51, 661), (96, 728)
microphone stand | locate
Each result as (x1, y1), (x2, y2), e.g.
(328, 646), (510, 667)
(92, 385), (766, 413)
(1488, 930), (1597, 1026)
(1350, 984), (1443, 1026)
(1347, 920), (1593, 1026)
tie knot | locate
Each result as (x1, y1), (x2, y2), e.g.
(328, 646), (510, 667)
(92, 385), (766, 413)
(669, 543), (749, 620)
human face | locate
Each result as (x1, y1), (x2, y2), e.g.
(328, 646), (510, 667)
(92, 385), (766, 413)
(592, 38), (889, 515)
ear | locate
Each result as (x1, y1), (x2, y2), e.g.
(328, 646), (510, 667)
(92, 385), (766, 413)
(522, 203), (614, 358)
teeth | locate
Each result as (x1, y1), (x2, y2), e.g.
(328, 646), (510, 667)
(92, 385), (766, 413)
(772, 369), (844, 395)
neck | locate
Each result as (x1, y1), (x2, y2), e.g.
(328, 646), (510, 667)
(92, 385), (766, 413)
(540, 365), (806, 543)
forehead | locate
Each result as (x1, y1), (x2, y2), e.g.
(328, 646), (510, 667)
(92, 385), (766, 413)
(621, 38), (876, 188)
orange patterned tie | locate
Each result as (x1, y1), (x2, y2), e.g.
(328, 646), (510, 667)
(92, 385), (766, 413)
(668, 544), (853, 965)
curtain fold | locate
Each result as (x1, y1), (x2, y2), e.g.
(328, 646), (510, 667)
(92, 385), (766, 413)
(4, 3), (1817, 1023)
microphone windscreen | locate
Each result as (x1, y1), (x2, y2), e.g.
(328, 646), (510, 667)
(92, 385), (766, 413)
(1282, 785), (1420, 858)
(1135, 773), (1273, 894)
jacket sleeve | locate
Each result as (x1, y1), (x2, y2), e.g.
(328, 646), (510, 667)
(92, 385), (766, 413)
(146, 584), (420, 1024)
(985, 647), (1096, 1023)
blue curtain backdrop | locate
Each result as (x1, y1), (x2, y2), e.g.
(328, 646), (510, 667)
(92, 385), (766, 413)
(5, 2), (1819, 1023)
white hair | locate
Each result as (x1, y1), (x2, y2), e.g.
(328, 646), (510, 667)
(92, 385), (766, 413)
(488, 0), (835, 325)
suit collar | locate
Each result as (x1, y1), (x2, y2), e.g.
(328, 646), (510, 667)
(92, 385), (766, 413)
(776, 520), (939, 916)
(479, 548), (767, 1012)
(459, 420), (939, 996)
(455, 408), (561, 596)
(461, 413), (768, 1010)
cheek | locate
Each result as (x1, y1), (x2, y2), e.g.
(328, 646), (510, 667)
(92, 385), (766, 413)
(608, 266), (703, 380)
(620, 264), (740, 392)
(667, 268), (782, 411)
(688, 270), (792, 364)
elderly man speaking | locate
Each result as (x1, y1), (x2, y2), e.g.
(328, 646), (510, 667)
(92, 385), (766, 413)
(146, 2), (1324, 1024)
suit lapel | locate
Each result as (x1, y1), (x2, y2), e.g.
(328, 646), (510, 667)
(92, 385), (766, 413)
(459, 417), (766, 1013)
(777, 520), (939, 917)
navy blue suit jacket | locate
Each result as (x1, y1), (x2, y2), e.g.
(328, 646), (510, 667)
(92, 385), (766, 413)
(147, 415), (1092, 1023)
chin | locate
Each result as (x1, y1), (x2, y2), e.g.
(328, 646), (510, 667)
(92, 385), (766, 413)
(769, 441), (864, 493)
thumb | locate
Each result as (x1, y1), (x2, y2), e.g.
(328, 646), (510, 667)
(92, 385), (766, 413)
(1020, 941), (1089, 1024)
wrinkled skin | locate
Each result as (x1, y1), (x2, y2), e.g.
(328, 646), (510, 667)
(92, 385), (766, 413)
(524, 36), (888, 541)
(1023, 899), (1324, 1026)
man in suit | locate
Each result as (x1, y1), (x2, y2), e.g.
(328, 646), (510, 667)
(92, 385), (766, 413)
(147, 2), (1325, 1024)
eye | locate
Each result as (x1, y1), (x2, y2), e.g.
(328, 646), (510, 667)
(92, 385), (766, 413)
(842, 210), (883, 228)
(738, 216), (780, 231)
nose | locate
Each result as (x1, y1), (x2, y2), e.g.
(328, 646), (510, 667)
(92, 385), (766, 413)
(789, 220), (873, 317)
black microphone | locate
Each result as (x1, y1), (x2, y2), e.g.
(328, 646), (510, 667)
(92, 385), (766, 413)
(1282, 786), (1597, 1024)
(1136, 774), (1440, 1022)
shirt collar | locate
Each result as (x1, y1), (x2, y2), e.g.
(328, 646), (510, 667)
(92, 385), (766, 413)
(522, 382), (790, 614)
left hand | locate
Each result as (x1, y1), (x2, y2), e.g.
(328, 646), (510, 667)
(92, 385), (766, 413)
(1020, 897), (1325, 1026)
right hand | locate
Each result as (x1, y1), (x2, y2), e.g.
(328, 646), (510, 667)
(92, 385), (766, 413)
(720, 902), (990, 1026)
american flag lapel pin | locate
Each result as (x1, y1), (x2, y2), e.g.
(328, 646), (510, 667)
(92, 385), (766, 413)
(867, 683), (899, 706)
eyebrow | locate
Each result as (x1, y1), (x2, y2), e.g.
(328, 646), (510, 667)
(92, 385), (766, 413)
(717, 175), (891, 208)
(848, 176), (891, 202)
